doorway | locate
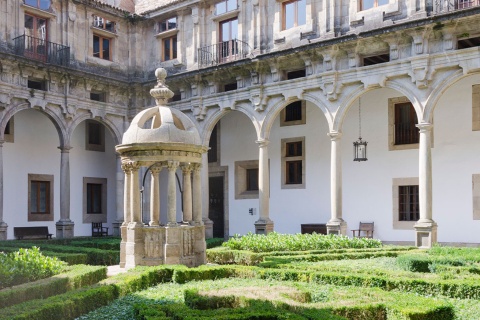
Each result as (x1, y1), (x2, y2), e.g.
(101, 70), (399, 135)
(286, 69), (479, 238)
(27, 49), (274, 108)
(209, 176), (225, 238)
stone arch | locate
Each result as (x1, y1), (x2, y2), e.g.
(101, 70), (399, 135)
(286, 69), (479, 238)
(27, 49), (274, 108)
(334, 80), (424, 132)
(200, 106), (260, 147)
(423, 69), (471, 123)
(68, 113), (123, 146)
(0, 101), (67, 146)
(261, 92), (333, 140)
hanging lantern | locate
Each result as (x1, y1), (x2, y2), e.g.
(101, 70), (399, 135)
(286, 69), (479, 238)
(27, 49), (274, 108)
(353, 98), (368, 162)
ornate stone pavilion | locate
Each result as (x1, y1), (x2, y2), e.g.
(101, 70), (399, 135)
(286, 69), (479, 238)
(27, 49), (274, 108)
(116, 69), (207, 268)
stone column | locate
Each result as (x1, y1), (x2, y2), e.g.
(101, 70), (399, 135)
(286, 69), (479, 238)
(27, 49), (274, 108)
(130, 162), (142, 226)
(192, 163), (203, 225)
(326, 132), (347, 235)
(167, 161), (179, 226)
(0, 142), (7, 240)
(201, 153), (213, 237)
(414, 123), (437, 248)
(149, 166), (161, 226)
(56, 146), (74, 238)
(255, 139), (274, 234)
(181, 164), (193, 223)
(120, 161), (131, 268)
(113, 156), (124, 236)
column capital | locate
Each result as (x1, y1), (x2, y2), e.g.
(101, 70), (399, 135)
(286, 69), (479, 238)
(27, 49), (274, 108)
(167, 160), (180, 171)
(416, 122), (433, 132)
(327, 131), (342, 140)
(191, 163), (202, 172)
(150, 164), (163, 175)
(255, 138), (269, 147)
(181, 163), (193, 173)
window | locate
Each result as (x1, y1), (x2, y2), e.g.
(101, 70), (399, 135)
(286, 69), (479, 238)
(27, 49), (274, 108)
(392, 177), (418, 229)
(83, 177), (107, 223)
(458, 36), (480, 49)
(280, 101), (306, 126)
(388, 97), (420, 151)
(159, 17), (177, 32)
(24, 0), (51, 10)
(4, 117), (14, 143)
(363, 53), (390, 66)
(28, 174), (54, 221)
(235, 160), (260, 199)
(287, 69), (306, 80)
(162, 36), (177, 61)
(216, 0), (237, 15)
(246, 168), (259, 191)
(90, 91), (106, 102)
(28, 78), (47, 91)
(457, 0), (479, 9)
(282, 0), (306, 30)
(219, 18), (238, 62)
(93, 15), (115, 32)
(399, 185), (419, 221)
(359, 0), (389, 11)
(282, 137), (305, 189)
(224, 82), (237, 92)
(93, 35), (111, 60)
(87, 183), (102, 214)
(85, 120), (105, 152)
(24, 14), (48, 62)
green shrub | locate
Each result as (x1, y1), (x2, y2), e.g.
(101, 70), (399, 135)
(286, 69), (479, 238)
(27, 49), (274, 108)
(0, 264), (106, 309)
(206, 237), (224, 249)
(222, 232), (382, 253)
(0, 247), (66, 289)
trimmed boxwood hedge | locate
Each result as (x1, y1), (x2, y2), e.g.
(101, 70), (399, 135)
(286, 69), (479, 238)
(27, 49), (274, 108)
(0, 264), (107, 309)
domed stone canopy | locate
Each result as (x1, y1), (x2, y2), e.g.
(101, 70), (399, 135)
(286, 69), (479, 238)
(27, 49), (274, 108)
(121, 106), (201, 146)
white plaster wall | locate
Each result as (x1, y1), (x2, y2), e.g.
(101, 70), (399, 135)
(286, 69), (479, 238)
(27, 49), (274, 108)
(3, 110), (61, 239)
(217, 83), (480, 244)
(70, 121), (117, 236)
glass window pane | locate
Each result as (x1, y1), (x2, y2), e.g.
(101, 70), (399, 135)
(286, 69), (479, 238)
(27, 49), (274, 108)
(37, 18), (47, 40)
(105, 20), (114, 32)
(284, 2), (295, 29)
(39, 0), (50, 10)
(164, 38), (171, 60)
(102, 38), (110, 60)
(297, 0), (306, 26)
(231, 19), (238, 40)
(221, 21), (229, 41)
(378, 0), (389, 5)
(94, 16), (104, 28)
(362, 0), (374, 9)
(31, 182), (38, 212)
(25, 0), (38, 7)
(172, 37), (177, 59)
(227, 0), (237, 11)
(216, 1), (227, 14)
(25, 15), (34, 30)
(167, 17), (177, 29)
(39, 182), (47, 212)
(93, 36), (100, 57)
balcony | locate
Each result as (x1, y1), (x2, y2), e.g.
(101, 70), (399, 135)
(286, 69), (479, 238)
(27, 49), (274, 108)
(13, 35), (70, 67)
(433, 0), (480, 14)
(198, 39), (249, 68)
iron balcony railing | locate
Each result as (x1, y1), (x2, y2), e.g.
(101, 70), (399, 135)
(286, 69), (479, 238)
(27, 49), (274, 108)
(13, 34), (70, 66)
(198, 39), (249, 67)
(433, 0), (480, 14)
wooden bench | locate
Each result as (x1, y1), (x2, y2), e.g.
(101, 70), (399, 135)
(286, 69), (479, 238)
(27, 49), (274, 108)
(14, 226), (53, 240)
(92, 222), (108, 237)
(301, 223), (327, 235)
(351, 222), (374, 238)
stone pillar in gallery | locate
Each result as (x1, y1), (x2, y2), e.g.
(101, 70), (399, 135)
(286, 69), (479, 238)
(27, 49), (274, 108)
(254, 138), (274, 234)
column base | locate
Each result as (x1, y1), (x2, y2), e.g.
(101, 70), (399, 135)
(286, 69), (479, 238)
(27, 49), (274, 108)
(0, 222), (7, 240)
(113, 220), (123, 237)
(56, 220), (74, 239)
(414, 220), (437, 248)
(326, 220), (347, 236)
(254, 219), (274, 235)
(203, 218), (214, 239)
(124, 224), (145, 269)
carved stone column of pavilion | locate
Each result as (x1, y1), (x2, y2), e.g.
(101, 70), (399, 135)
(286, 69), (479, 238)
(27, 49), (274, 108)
(192, 163), (203, 225)
(130, 161), (142, 226)
(201, 153), (213, 237)
(0, 142), (7, 240)
(255, 139), (274, 234)
(149, 165), (162, 226)
(414, 122), (437, 248)
(326, 132), (347, 235)
(181, 164), (193, 223)
(56, 146), (74, 239)
(167, 160), (179, 226)
(113, 156), (124, 236)
(120, 161), (131, 268)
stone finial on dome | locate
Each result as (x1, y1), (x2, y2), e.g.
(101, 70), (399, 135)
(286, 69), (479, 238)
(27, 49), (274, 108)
(150, 68), (174, 106)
